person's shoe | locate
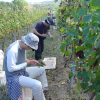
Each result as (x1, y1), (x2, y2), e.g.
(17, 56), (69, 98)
(43, 87), (49, 93)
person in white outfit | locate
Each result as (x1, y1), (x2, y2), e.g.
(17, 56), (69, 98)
(4, 33), (48, 100)
(52, 11), (56, 29)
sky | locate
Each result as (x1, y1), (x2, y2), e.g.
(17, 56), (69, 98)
(0, 0), (54, 2)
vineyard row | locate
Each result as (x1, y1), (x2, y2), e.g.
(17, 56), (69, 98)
(0, 9), (47, 38)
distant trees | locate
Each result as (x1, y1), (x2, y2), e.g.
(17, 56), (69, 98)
(0, 0), (57, 11)
(0, 2), (14, 10)
(33, 3), (58, 11)
(0, 0), (28, 11)
(12, 0), (28, 10)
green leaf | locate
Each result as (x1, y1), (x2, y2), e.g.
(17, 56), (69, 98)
(83, 14), (92, 22)
(85, 0), (91, 3)
(88, 58), (96, 66)
(96, 93), (100, 100)
(97, 50), (100, 56)
(60, 27), (65, 32)
(83, 71), (87, 78)
(77, 8), (87, 16)
(82, 32), (90, 42)
(91, 51), (97, 57)
(66, 32), (76, 36)
(65, 51), (70, 56)
(73, 16), (79, 21)
(77, 72), (83, 78)
(87, 70), (93, 77)
(89, 85), (94, 91)
(66, 17), (70, 21)
(54, 0), (58, 3)
(94, 41), (100, 48)
(77, 83), (81, 90)
(84, 49), (92, 56)
(82, 25), (91, 36)
(92, 28), (97, 33)
(76, 46), (84, 52)
(94, 84), (100, 92)
(75, 35), (79, 42)
(69, 72), (73, 78)
(60, 43), (66, 53)
(72, 12), (77, 17)
(92, 9), (100, 21)
(71, 32), (77, 36)
(89, 34), (99, 44)
(66, 32), (72, 36)
(80, 82), (88, 90)
(72, 48), (75, 54)
(62, 40), (66, 44)
(85, 42), (92, 49)
(91, 0), (100, 8)
(83, 77), (90, 82)
(92, 23), (99, 27)
(75, 2), (79, 6)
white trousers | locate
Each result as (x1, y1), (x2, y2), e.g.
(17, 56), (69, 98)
(19, 67), (48, 100)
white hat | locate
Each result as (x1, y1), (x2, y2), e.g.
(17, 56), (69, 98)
(21, 33), (39, 50)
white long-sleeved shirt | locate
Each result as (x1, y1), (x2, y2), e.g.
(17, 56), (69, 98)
(7, 41), (27, 72)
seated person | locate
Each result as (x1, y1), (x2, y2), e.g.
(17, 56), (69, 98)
(4, 33), (48, 100)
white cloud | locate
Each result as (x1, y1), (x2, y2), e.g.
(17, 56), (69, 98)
(0, 0), (12, 2)
(26, 0), (53, 2)
(0, 0), (54, 2)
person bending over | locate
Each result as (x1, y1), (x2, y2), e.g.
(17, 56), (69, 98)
(33, 17), (56, 60)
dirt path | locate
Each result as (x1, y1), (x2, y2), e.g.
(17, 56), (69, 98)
(28, 28), (73, 100)
(40, 28), (91, 100)
(43, 28), (72, 100)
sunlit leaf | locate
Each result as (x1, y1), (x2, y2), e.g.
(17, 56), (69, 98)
(65, 51), (70, 56)
(61, 81), (65, 85)
(60, 43), (66, 53)
(76, 46), (84, 52)
(60, 27), (65, 32)
(54, 0), (58, 3)
(69, 72), (73, 78)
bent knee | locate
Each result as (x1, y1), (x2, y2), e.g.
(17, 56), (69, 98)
(33, 81), (42, 91)
(40, 67), (45, 72)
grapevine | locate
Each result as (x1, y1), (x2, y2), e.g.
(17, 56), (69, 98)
(0, 9), (47, 38)
(55, 0), (100, 99)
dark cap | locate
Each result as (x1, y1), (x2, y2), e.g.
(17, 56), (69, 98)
(45, 17), (56, 26)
